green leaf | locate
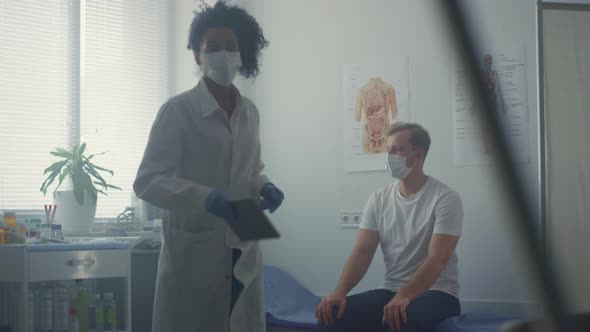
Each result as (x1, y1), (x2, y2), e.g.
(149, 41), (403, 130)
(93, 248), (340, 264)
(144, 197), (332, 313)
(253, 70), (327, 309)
(40, 177), (52, 195)
(51, 148), (73, 159)
(71, 169), (88, 203)
(43, 160), (67, 175)
(80, 171), (94, 190)
(87, 163), (114, 176)
(72, 145), (80, 157)
(85, 165), (109, 187)
(89, 152), (106, 157)
(93, 181), (122, 191)
(71, 170), (89, 205)
(50, 152), (71, 159)
(55, 169), (69, 192)
(92, 186), (108, 197)
(82, 152), (105, 164)
(84, 185), (98, 203)
(40, 165), (64, 195)
(105, 183), (122, 191)
(56, 147), (72, 155)
(42, 144), (119, 201)
(78, 143), (87, 158)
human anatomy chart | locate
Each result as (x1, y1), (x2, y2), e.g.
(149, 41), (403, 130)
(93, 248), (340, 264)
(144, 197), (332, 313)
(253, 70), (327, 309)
(344, 60), (410, 172)
(453, 46), (530, 166)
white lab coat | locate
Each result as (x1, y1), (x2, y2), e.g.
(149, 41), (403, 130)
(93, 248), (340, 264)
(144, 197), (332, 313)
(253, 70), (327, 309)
(134, 79), (269, 332)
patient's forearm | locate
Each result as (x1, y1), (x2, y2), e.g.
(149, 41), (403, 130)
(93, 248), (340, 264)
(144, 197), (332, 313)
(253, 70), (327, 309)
(333, 251), (373, 296)
(397, 257), (446, 301)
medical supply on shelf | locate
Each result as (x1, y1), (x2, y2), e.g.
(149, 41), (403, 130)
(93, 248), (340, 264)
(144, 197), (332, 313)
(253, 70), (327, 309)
(3, 212), (16, 227)
(69, 309), (80, 332)
(95, 294), (104, 332)
(102, 292), (116, 332)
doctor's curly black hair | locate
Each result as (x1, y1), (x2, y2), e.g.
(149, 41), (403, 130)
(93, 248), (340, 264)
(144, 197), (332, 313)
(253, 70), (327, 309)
(187, 1), (269, 79)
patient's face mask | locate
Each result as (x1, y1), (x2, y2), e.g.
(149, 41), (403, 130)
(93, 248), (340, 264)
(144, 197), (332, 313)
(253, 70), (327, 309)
(385, 153), (412, 180)
(201, 51), (242, 86)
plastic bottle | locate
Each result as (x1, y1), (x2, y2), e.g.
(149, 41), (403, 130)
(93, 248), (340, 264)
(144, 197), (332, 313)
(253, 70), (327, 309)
(68, 309), (79, 332)
(70, 280), (88, 332)
(53, 282), (70, 331)
(87, 281), (97, 331)
(3, 212), (16, 227)
(95, 294), (104, 332)
(8, 227), (18, 244)
(56, 224), (63, 240)
(44, 224), (52, 239)
(38, 224), (47, 241)
(35, 223), (42, 239)
(0, 223), (10, 245)
(51, 224), (63, 240)
(102, 293), (116, 332)
(16, 225), (27, 244)
(38, 283), (53, 331)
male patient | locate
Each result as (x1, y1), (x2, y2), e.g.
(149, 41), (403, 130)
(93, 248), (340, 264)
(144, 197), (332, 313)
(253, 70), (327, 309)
(316, 122), (463, 332)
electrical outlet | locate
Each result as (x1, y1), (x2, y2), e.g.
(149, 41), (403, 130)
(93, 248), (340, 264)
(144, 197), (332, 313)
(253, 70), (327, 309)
(339, 210), (362, 228)
(351, 211), (362, 225)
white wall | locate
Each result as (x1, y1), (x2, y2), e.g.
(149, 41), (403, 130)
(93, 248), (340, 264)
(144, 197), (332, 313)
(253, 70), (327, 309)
(173, 0), (540, 313)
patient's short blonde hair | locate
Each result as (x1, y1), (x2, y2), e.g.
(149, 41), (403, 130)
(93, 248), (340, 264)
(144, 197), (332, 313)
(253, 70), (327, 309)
(385, 122), (431, 158)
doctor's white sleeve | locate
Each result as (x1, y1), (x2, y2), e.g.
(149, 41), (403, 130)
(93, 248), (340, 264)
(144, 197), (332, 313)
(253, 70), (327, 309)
(134, 102), (212, 212)
(250, 139), (270, 196)
(248, 101), (270, 196)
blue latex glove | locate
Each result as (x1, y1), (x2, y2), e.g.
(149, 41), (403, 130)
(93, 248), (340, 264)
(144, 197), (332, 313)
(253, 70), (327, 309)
(205, 190), (236, 223)
(259, 183), (284, 213)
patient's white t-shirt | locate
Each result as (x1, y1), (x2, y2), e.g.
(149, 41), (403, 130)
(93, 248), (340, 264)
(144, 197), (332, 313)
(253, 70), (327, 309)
(360, 176), (463, 298)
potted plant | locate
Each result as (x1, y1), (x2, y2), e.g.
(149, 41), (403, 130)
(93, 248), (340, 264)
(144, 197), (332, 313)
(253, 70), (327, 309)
(40, 143), (121, 235)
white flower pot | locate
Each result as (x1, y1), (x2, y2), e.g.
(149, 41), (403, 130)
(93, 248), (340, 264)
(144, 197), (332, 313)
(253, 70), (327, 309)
(53, 190), (97, 235)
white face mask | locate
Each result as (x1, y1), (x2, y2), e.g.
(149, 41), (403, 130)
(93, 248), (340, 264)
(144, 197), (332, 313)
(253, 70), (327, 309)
(201, 51), (242, 86)
(385, 154), (412, 180)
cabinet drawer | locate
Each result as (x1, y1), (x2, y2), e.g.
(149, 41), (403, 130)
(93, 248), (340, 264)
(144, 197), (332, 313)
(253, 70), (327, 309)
(28, 250), (129, 282)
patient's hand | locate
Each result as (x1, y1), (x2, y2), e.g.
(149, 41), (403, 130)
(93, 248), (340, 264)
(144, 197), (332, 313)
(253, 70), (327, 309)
(383, 294), (410, 331)
(315, 292), (347, 326)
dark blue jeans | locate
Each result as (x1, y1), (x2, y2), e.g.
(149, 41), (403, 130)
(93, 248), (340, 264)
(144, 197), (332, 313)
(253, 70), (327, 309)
(316, 289), (460, 332)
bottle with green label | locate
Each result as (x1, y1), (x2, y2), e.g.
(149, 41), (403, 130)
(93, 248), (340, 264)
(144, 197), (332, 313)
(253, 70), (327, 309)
(70, 280), (89, 332)
(102, 293), (116, 332)
(95, 294), (104, 332)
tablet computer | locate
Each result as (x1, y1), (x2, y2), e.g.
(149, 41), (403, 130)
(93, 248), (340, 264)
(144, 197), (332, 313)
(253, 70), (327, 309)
(228, 199), (281, 241)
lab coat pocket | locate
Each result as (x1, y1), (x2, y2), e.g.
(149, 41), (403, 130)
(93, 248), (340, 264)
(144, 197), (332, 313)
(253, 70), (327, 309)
(190, 238), (226, 289)
(167, 227), (221, 288)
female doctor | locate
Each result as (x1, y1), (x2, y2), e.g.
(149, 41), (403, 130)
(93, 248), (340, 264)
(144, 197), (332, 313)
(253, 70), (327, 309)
(134, 2), (284, 331)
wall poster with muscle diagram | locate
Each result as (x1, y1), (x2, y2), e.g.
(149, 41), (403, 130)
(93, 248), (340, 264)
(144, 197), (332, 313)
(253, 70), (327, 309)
(453, 45), (529, 166)
(343, 59), (410, 172)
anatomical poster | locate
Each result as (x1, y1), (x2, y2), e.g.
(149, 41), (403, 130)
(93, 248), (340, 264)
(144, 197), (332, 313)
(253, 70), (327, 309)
(453, 45), (530, 166)
(343, 59), (410, 172)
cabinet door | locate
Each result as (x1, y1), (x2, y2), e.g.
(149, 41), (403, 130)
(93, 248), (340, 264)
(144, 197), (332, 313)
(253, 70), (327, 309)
(0, 246), (25, 282)
(0, 247), (26, 331)
(543, 7), (590, 311)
